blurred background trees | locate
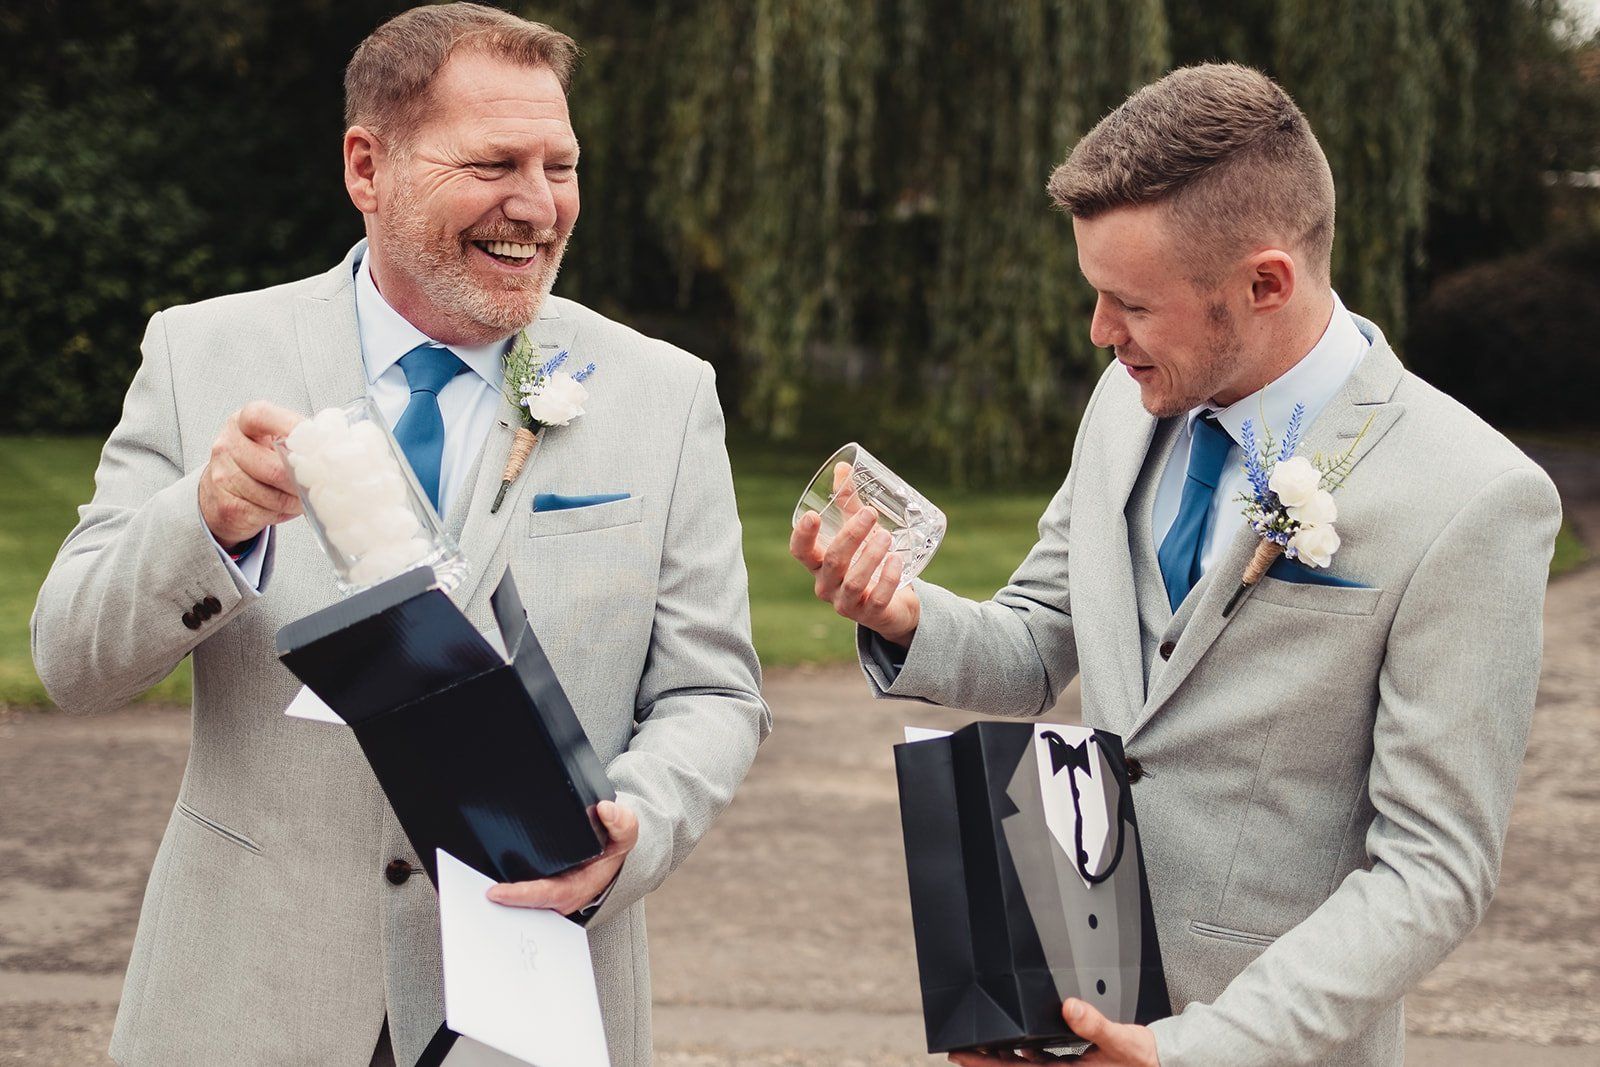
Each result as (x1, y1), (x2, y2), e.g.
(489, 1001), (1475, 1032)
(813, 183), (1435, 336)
(3, 0), (1596, 476)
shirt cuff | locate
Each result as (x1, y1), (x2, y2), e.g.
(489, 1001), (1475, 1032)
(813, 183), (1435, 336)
(207, 525), (271, 591)
(578, 878), (616, 919)
(865, 629), (911, 682)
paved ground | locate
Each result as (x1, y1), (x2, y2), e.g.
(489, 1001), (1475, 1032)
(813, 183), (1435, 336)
(2, 444), (1596, 1065)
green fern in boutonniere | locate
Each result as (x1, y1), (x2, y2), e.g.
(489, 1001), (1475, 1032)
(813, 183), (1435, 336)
(490, 332), (596, 514)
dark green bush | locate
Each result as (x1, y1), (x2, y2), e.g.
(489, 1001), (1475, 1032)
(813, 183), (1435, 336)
(1406, 226), (1600, 430)
(0, 49), (216, 431)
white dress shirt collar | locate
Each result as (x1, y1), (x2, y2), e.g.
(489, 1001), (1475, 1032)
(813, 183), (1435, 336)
(1190, 291), (1370, 449)
(354, 250), (508, 393)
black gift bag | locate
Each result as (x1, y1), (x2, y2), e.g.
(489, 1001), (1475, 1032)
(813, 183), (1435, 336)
(277, 566), (615, 886)
(894, 721), (1170, 1054)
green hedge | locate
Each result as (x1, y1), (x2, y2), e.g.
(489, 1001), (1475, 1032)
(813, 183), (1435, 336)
(1406, 227), (1600, 430)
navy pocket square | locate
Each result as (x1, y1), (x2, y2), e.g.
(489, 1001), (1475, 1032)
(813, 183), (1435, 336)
(1265, 555), (1369, 589)
(531, 492), (630, 513)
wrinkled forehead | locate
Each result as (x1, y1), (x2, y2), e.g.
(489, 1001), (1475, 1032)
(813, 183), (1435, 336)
(414, 51), (575, 146)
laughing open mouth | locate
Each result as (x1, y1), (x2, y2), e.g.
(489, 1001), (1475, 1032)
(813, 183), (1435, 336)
(472, 239), (540, 265)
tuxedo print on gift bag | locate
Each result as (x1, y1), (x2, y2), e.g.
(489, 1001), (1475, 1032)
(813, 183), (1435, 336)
(1004, 725), (1140, 1024)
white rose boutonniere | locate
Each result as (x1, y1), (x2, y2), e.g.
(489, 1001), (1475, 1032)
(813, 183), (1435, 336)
(521, 371), (589, 427)
(1267, 455), (1320, 508)
(1288, 523), (1341, 568)
(1287, 488), (1337, 527)
(1223, 402), (1372, 617)
(490, 334), (597, 514)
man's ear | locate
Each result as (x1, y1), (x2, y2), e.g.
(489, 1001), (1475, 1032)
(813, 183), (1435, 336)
(1245, 248), (1296, 314)
(343, 126), (383, 215)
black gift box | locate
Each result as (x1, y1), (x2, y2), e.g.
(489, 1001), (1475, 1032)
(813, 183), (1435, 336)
(276, 566), (615, 885)
(894, 721), (1170, 1054)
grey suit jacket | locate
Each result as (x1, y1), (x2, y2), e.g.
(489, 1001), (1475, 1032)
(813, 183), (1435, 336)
(860, 319), (1559, 1065)
(31, 243), (771, 1066)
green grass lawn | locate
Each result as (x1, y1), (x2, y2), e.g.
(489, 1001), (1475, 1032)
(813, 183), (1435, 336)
(0, 437), (194, 705)
(1551, 520), (1589, 578)
(1, 434), (1591, 707)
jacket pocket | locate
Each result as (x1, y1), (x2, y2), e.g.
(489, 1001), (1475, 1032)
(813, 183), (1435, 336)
(176, 800), (263, 855)
(526, 494), (644, 537)
(1248, 577), (1384, 617)
(1190, 919), (1278, 948)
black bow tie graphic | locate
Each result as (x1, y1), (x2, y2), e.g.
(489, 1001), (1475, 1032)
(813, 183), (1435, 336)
(1041, 730), (1091, 778)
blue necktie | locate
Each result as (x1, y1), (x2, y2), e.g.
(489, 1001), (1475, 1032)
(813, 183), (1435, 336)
(392, 343), (469, 512)
(1157, 414), (1234, 611)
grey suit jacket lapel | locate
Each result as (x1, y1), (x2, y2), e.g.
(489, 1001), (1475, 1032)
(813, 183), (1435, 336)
(1077, 389), (1160, 731)
(292, 243), (368, 416)
(1126, 326), (1407, 742)
(450, 302), (580, 611)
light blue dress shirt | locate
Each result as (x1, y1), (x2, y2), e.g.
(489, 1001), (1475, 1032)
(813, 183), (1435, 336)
(212, 248), (513, 588)
(1149, 292), (1370, 579)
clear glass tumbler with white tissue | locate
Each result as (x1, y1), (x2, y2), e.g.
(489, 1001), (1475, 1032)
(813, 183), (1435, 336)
(277, 398), (469, 595)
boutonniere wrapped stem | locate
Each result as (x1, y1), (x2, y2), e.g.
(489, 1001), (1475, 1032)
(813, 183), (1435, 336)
(490, 332), (596, 514)
(1221, 403), (1372, 618)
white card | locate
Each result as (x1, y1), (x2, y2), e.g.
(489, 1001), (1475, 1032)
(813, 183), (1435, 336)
(437, 1036), (531, 1066)
(438, 1036), (531, 1062)
(436, 849), (611, 1067)
(903, 726), (953, 744)
(284, 625), (511, 726)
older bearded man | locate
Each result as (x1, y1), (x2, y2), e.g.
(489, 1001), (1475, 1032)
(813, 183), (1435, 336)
(31, 5), (768, 1065)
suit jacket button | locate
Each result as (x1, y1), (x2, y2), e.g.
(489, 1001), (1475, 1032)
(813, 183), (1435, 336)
(181, 610), (201, 630)
(1158, 640), (1175, 660)
(1125, 756), (1146, 784)
(385, 859), (414, 885)
(202, 595), (222, 616)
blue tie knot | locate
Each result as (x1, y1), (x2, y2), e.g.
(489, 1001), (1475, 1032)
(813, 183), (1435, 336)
(398, 343), (469, 397)
(1187, 414), (1234, 491)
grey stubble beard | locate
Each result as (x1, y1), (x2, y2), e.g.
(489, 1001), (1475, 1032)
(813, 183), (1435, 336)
(378, 174), (570, 343)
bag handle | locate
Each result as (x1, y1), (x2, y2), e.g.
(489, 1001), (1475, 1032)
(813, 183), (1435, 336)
(1039, 730), (1130, 885)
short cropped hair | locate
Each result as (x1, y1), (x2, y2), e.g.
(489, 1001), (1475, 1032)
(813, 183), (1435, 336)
(1047, 63), (1336, 286)
(344, 3), (579, 146)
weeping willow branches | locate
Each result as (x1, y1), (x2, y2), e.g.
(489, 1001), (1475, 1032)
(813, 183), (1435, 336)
(527, 0), (1580, 479)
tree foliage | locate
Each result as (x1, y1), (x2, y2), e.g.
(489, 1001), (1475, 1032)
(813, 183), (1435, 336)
(1170, 0), (1598, 339)
(535, 0), (1172, 478)
(2, 1), (1593, 469)
(0, 0), (396, 432)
